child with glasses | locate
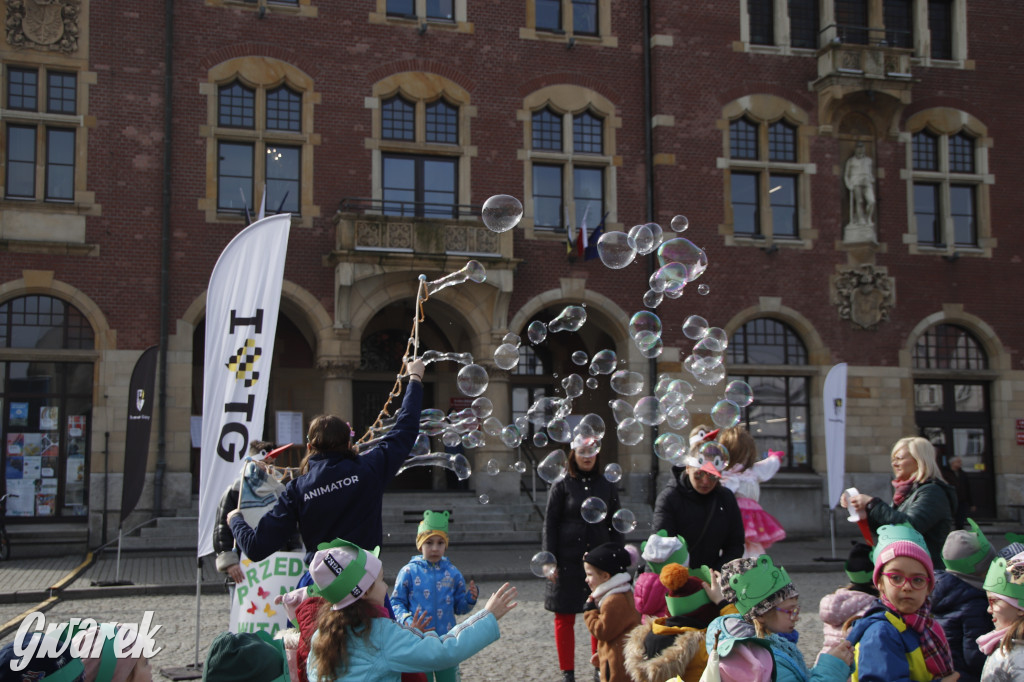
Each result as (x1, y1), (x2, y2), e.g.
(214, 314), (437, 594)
(846, 524), (958, 682)
(706, 555), (854, 682)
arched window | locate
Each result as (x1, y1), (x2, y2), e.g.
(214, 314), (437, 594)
(727, 318), (810, 470)
(0, 295), (95, 518)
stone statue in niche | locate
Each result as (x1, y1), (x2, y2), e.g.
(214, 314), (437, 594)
(5, 0), (80, 54)
(843, 142), (877, 244)
(831, 265), (894, 330)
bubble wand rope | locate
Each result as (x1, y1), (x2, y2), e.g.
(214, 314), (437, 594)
(356, 276), (429, 446)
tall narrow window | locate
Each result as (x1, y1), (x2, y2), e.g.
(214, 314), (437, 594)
(533, 165), (563, 228)
(5, 125), (36, 199)
(910, 127), (982, 250)
(536, 0), (562, 31)
(532, 108), (562, 151)
(218, 83), (255, 128)
(382, 96), (415, 141)
(928, 0), (953, 59)
(835, 0), (869, 44)
(45, 129), (75, 201)
(46, 72), (76, 115)
(266, 86), (301, 132)
(218, 142), (254, 214)
(788, 0), (819, 48)
(748, 0), (774, 45)
(573, 0), (598, 35)
(884, 0), (913, 48)
(425, 99), (458, 144)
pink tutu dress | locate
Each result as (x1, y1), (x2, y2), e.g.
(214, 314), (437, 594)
(721, 452), (786, 556)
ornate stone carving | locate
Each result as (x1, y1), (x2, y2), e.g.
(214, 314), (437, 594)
(6, 0), (79, 53)
(315, 358), (359, 379)
(831, 265), (894, 330)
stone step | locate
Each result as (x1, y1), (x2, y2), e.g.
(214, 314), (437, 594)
(7, 523), (89, 558)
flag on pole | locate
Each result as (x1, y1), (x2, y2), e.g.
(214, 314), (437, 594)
(584, 212), (608, 261)
(120, 345), (158, 523)
(255, 184), (267, 223)
(564, 206), (575, 256)
(197, 213), (291, 557)
(823, 362), (848, 509)
(577, 203), (592, 261)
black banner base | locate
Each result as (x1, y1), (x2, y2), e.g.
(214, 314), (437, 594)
(160, 664), (203, 680)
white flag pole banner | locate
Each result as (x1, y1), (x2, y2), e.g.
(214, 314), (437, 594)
(198, 213), (291, 557)
(823, 362), (848, 509)
(228, 550), (306, 636)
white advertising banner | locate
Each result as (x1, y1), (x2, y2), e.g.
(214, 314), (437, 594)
(823, 363), (848, 509)
(197, 214), (291, 556)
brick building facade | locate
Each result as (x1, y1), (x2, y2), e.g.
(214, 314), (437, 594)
(0, 0), (1020, 549)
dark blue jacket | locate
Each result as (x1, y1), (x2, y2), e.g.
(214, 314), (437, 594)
(230, 381), (423, 565)
(930, 570), (993, 682)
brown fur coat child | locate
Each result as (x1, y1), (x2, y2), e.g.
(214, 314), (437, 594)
(584, 587), (643, 682)
(623, 604), (740, 682)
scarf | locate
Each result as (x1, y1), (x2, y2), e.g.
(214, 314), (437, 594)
(590, 572), (632, 607)
(977, 627), (1009, 656)
(880, 595), (954, 677)
(891, 478), (915, 508)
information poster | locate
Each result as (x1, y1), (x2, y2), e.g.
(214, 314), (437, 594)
(276, 411), (304, 448)
(39, 406), (59, 431)
(228, 551), (306, 636)
(6, 479), (36, 516)
(9, 402), (28, 427)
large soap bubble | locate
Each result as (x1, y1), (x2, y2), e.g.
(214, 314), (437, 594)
(725, 380), (754, 407)
(500, 424), (523, 448)
(397, 452), (471, 480)
(633, 396), (665, 426)
(629, 311), (663, 340)
(610, 370), (645, 396)
(561, 373), (585, 399)
(456, 364), (489, 397)
(604, 462), (623, 483)
(589, 349), (618, 375)
(616, 418), (644, 445)
(639, 336), (663, 359)
(527, 320), (548, 344)
(571, 350), (589, 365)
(502, 332), (522, 347)
(608, 398), (634, 424)
(702, 327), (728, 352)
(612, 508), (637, 533)
(670, 215), (689, 232)
(493, 343), (520, 370)
(657, 238), (708, 283)
(482, 416), (503, 436)
(682, 315), (709, 340)
(537, 449), (568, 484)
(546, 417), (572, 443)
(596, 231), (638, 269)
(628, 224), (655, 256)
(665, 405), (690, 430)
(643, 289), (664, 308)
(548, 305), (587, 333)
(651, 263), (688, 296)
(486, 458), (501, 476)
(654, 432), (685, 461)
(461, 431), (484, 449)
(481, 194), (523, 233)
(531, 551), (557, 578)
(426, 260), (486, 295)
(581, 496), (608, 523)
(472, 397), (493, 418)
(711, 399), (741, 428)
(411, 433), (431, 457)
(577, 413), (607, 440)
(696, 364), (727, 387)
(532, 431), (549, 447)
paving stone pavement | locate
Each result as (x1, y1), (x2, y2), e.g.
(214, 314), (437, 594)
(0, 572), (844, 680)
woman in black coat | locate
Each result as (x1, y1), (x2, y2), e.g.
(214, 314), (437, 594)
(542, 443), (623, 682)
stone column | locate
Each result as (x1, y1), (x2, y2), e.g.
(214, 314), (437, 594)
(317, 358), (357, 419)
(474, 363), (519, 501)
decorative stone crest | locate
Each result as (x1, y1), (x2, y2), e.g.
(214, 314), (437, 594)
(6, 0), (80, 54)
(831, 265), (894, 330)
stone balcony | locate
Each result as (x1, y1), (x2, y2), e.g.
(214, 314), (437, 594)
(812, 41), (916, 132)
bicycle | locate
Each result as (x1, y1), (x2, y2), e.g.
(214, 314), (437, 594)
(0, 493), (15, 561)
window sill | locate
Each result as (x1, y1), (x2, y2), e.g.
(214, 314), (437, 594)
(518, 27), (617, 48)
(369, 12), (472, 33)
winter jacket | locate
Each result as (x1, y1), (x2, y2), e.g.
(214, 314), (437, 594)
(815, 586), (876, 664)
(931, 570), (992, 682)
(391, 556), (477, 635)
(623, 603), (740, 682)
(846, 604), (933, 682)
(866, 477), (956, 567)
(542, 470), (623, 613)
(710, 614), (851, 682)
(214, 471), (302, 572)
(584, 590), (642, 682)
(981, 640), (1024, 682)
(633, 571), (668, 620)
(652, 467), (745, 570)
(231, 381), (422, 565)
(305, 608), (499, 682)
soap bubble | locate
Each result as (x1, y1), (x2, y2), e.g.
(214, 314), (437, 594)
(612, 509), (637, 533)
(586, 377), (598, 389)
(604, 462), (623, 483)
(657, 237), (708, 283)
(530, 432), (547, 448)
(654, 432), (685, 461)
(461, 431), (484, 448)
(472, 397), (493, 419)
(670, 215), (689, 232)
(531, 551), (557, 578)
(397, 452), (471, 479)
(442, 430), (461, 448)
(426, 260), (487, 295)
(659, 390), (685, 411)
(486, 458), (501, 476)
(527, 397), (565, 426)
(609, 399), (634, 424)
(725, 380), (754, 407)
(481, 194), (523, 233)
(513, 460), (528, 474)
(616, 418), (644, 445)
(502, 332), (522, 347)
(456, 364), (489, 397)
(628, 224), (655, 256)
(571, 350), (589, 365)
(629, 311), (663, 340)
(697, 364), (727, 386)
(578, 413), (607, 440)
(665, 405), (690, 430)
(643, 289), (664, 308)
(482, 416), (503, 436)
(547, 418), (572, 443)
(537, 449), (568, 484)
(693, 338), (724, 370)
(597, 231), (638, 269)
(493, 343), (520, 370)
(682, 315), (709, 340)
(478, 494), (490, 505)
(549, 305), (587, 333)
(633, 396), (665, 425)
(698, 283), (710, 295)
(702, 327), (728, 352)
(527, 320), (548, 344)
(610, 370), (645, 396)
(500, 424), (523, 448)
(699, 441), (730, 465)
(581, 497), (608, 523)
(639, 336), (664, 359)
(651, 262), (688, 296)
(451, 453), (471, 480)
(411, 433), (431, 457)
(561, 373), (585, 399)
(711, 399), (741, 428)
(589, 349), (618, 375)
(669, 379), (695, 402)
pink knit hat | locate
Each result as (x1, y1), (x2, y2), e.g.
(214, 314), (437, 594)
(873, 524), (934, 587)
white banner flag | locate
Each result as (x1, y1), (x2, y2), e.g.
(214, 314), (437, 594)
(198, 214), (291, 557)
(823, 363), (848, 509)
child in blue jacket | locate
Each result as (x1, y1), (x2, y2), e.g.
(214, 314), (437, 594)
(391, 510), (479, 682)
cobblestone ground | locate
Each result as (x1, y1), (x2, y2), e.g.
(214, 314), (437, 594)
(1, 571), (845, 680)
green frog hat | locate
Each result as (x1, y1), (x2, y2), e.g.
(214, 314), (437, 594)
(416, 509), (450, 549)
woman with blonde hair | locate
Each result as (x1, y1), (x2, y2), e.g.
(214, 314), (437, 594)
(845, 436), (956, 566)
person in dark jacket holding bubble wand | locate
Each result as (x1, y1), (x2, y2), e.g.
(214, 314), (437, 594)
(542, 436), (624, 682)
